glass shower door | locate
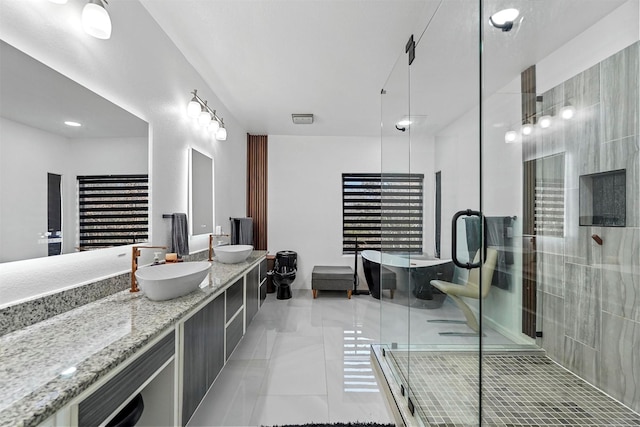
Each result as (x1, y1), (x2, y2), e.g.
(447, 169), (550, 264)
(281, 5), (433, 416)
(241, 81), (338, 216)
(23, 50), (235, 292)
(380, 49), (411, 403)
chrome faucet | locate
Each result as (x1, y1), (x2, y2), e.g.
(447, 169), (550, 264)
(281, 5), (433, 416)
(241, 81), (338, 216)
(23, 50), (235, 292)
(131, 245), (167, 293)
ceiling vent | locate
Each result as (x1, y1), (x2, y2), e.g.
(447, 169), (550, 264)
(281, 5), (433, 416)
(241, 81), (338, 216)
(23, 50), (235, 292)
(292, 113), (314, 124)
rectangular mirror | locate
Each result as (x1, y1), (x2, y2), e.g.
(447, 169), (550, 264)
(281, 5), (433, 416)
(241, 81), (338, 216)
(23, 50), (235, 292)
(189, 148), (214, 235)
(0, 40), (149, 263)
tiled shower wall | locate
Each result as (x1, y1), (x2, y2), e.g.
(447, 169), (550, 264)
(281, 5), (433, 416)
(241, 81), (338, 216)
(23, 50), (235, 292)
(523, 41), (639, 413)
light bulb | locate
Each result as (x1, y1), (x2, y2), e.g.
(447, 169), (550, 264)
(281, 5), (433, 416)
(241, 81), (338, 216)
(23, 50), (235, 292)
(208, 119), (220, 133)
(82, 0), (112, 40)
(187, 98), (201, 118)
(198, 110), (212, 126)
(560, 105), (576, 120)
(522, 123), (533, 135)
(504, 131), (518, 143)
(216, 126), (227, 141)
(490, 8), (520, 26)
(539, 115), (552, 129)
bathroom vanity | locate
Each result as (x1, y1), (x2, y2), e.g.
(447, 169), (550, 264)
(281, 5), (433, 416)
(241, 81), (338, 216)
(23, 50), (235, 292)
(0, 251), (267, 427)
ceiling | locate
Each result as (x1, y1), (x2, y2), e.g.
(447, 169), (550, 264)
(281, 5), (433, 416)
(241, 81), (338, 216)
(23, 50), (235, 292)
(0, 41), (148, 139)
(142, 0), (628, 137)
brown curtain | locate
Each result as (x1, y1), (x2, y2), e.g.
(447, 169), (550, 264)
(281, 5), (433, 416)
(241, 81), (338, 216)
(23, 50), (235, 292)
(247, 134), (268, 250)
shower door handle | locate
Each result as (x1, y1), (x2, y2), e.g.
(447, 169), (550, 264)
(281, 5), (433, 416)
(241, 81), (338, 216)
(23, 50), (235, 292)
(451, 209), (484, 270)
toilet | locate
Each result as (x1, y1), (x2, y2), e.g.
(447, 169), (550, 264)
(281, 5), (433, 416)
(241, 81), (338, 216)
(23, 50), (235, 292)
(269, 250), (297, 300)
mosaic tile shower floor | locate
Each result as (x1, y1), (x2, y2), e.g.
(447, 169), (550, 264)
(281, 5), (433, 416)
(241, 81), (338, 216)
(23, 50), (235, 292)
(388, 352), (640, 426)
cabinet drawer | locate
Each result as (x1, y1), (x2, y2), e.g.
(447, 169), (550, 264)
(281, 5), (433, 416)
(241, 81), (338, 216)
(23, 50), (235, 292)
(259, 258), (268, 283)
(78, 332), (174, 426)
(226, 278), (244, 322)
(226, 310), (244, 360)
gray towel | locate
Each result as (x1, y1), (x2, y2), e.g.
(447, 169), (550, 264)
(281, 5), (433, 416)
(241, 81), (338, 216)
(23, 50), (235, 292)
(230, 217), (253, 245)
(171, 213), (189, 256)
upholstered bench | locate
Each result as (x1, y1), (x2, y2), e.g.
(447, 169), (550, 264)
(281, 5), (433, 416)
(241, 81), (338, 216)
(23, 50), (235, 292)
(312, 265), (354, 299)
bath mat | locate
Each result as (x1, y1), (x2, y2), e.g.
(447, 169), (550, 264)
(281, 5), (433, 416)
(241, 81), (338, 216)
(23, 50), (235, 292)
(265, 423), (395, 427)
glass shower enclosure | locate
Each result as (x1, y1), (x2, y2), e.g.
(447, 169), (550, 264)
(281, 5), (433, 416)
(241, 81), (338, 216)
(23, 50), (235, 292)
(375, 0), (640, 425)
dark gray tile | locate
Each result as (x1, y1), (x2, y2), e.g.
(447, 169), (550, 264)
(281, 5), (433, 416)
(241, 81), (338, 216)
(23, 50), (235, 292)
(600, 311), (640, 412)
(539, 291), (565, 361)
(564, 263), (601, 349)
(537, 252), (564, 297)
(601, 42), (639, 142)
(600, 227), (640, 323)
(564, 63), (601, 110)
(600, 136), (640, 227)
(563, 336), (599, 386)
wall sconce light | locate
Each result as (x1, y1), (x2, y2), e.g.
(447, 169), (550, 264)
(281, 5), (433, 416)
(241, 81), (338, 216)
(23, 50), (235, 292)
(559, 105), (576, 120)
(538, 115), (552, 129)
(186, 90), (227, 141)
(82, 0), (112, 40)
(489, 8), (520, 32)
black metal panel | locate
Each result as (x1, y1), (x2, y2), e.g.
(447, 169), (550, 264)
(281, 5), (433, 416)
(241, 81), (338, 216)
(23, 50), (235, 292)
(225, 278), (244, 322)
(78, 332), (174, 427)
(226, 311), (244, 360)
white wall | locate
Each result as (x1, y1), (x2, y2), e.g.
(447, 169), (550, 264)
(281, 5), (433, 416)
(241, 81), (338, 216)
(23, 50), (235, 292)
(0, 118), (69, 262)
(537, 0), (640, 93)
(0, 0), (246, 306)
(268, 135), (380, 288)
(0, 119), (148, 261)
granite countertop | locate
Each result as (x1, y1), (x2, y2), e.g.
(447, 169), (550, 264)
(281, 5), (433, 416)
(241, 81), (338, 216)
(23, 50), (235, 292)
(0, 251), (266, 427)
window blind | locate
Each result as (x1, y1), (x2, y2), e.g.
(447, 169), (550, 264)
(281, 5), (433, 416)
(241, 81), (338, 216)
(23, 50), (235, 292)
(342, 173), (423, 254)
(77, 174), (149, 250)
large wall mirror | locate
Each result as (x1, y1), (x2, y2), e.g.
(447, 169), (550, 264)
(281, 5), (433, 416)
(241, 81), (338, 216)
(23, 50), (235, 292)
(0, 40), (149, 263)
(189, 148), (214, 235)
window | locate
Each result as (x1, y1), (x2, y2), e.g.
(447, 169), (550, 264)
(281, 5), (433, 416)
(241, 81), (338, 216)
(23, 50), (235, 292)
(77, 174), (149, 250)
(342, 173), (423, 254)
(524, 153), (565, 237)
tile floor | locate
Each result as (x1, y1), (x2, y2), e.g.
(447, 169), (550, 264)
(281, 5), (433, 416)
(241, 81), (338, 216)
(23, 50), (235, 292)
(187, 289), (396, 426)
(385, 352), (640, 426)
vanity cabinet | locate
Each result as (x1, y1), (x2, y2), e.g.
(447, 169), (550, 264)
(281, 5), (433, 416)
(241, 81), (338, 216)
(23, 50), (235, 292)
(182, 295), (224, 425)
(259, 258), (268, 306)
(225, 277), (245, 361)
(79, 332), (175, 426)
(246, 264), (259, 323)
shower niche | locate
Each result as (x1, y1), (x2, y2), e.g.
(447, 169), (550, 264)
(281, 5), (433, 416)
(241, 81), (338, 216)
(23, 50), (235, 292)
(579, 169), (626, 227)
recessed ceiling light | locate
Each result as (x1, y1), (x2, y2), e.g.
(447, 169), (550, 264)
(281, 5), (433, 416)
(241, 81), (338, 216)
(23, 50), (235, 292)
(64, 121), (82, 127)
(397, 119), (412, 126)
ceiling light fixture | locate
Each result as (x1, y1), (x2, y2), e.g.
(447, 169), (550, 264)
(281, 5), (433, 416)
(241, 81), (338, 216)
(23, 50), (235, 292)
(64, 121), (82, 127)
(539, 115), (552, 129)
(521, 122), (534, 136)
(48, 0), (68, 4)
(504, 130), (518, 143)
(560, 105), (576, 120)
(489, 8), (519, 32)
(186, 90), (227, 141)
(82, 0), (112, 40)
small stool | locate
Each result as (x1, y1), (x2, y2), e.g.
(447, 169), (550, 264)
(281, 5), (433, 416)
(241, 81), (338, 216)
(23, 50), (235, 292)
(312, 265), (354, 299)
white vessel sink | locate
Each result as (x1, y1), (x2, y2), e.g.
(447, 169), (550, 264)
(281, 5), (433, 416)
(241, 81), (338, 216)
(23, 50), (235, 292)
(214, 245), (253, 264)
(136, 261), (211, 301)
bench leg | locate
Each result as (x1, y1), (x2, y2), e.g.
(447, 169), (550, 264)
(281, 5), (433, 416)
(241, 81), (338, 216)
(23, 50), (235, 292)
(347, 290), (352, 299)
(313, 289), (317, 299)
